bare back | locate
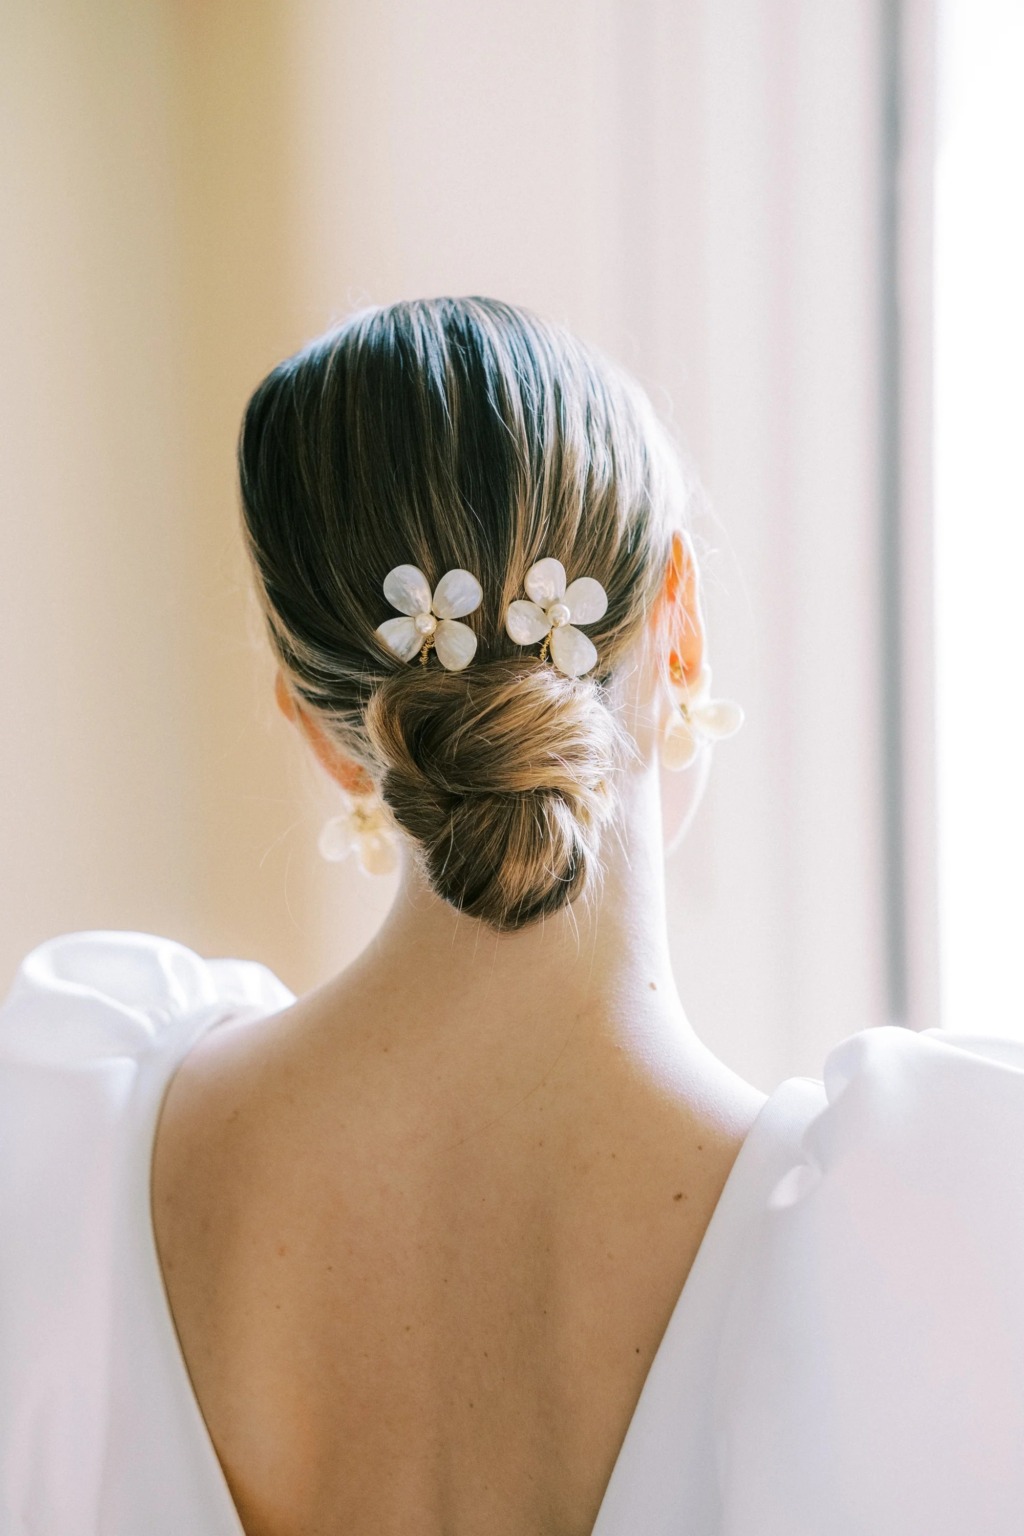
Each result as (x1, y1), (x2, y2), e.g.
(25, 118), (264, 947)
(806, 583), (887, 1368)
(151, 990), (764, 1536)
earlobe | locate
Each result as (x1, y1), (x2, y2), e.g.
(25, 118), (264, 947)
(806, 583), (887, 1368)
(331, 755), (377, 797)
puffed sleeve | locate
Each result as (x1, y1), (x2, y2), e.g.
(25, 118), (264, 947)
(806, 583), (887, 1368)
(714, 1025), (1024, 1536)
(0, 931), (293, 1534)
(0, 928), (293, 1063)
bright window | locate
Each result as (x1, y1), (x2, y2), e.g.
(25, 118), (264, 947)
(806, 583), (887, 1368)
(934, 0), (1024, 1036)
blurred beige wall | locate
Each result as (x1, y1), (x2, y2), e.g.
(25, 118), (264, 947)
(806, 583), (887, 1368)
(1, 0), (334, 992)
(2, 2), (204, 968)
(2, 0), (895, 1086)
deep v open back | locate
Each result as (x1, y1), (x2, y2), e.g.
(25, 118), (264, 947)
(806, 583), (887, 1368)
(3, 931), (1024, 1534)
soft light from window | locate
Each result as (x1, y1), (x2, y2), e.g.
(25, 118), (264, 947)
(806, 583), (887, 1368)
(934, 0), (1024, 1036)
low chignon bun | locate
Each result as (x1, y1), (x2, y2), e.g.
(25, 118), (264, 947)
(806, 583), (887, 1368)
(366, 662), (621, 931)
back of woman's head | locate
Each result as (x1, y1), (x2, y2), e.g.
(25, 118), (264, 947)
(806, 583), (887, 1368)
(238, 297), (686, 932)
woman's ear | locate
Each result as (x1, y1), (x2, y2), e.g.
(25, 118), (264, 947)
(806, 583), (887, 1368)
(274, 670), (375, 796)
(662, 530), (705, 684)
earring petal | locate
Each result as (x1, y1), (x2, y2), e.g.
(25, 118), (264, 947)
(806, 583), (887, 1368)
(505, 599), (550, 645)
(434, 617), (478, 670)
(525, 557), (566, 606)
(376, 615), (422, 662)
(692, 699), (744, 739)
(358, 830), (400, 876)
(383, 564), (432, 616)
(550, 623), (598, 677)
(432, 568), (483, 619)
(318, 814), (358, 862)
(662, 713), (699, 771)
(563, 576), (608, 626)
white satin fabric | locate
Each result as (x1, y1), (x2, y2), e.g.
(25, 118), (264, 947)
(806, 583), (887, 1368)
(1, 931), (1023, 1535)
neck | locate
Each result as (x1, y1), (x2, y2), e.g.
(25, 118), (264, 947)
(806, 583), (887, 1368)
(341, 760), (700, 1073)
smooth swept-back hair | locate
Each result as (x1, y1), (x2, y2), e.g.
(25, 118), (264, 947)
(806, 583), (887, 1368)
(238, 297), (688, 932)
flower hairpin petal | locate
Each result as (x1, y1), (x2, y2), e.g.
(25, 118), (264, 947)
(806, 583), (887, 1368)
(376, 563), (483, 670)
(505, 556), (608, 677)
(662, 662), (744, 770)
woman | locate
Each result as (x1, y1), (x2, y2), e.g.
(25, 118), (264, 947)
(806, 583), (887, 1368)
(2, 298), (1022, 1535)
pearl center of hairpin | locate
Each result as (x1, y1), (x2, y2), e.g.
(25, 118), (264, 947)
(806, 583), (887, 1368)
(414, 612), (437, 636)
(547, 602), (571, 628)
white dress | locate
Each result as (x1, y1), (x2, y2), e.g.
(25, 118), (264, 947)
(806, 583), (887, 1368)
(1, 931), (1023, 1535)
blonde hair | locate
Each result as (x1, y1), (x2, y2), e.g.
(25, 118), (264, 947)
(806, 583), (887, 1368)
(238, 298), (687, 931)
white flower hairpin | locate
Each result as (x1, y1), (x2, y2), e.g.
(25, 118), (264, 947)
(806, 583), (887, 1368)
(662, 660), (744, 770)
(504, 557), (608, 677)
(375, 564), (483, 671)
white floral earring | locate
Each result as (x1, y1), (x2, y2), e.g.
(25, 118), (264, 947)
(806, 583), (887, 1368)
(318, 786), (399, 876)
(661, 658), (744, 770)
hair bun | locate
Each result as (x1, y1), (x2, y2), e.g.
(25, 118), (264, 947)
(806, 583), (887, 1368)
(365, 661), (620, 931)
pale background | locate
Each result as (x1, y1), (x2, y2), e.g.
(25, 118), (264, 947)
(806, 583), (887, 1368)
(933, 0), (1024, 1044)
(1, 0), (944, 1089)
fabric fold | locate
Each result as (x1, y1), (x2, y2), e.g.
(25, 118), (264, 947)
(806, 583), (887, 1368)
(714, 1026), (1024, 1536)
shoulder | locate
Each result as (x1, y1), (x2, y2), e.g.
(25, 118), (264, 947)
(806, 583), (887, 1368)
(150, 964), (303, 1285)
(0, 928), (295, 1068)
(715, 1025), (1024, 1533)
